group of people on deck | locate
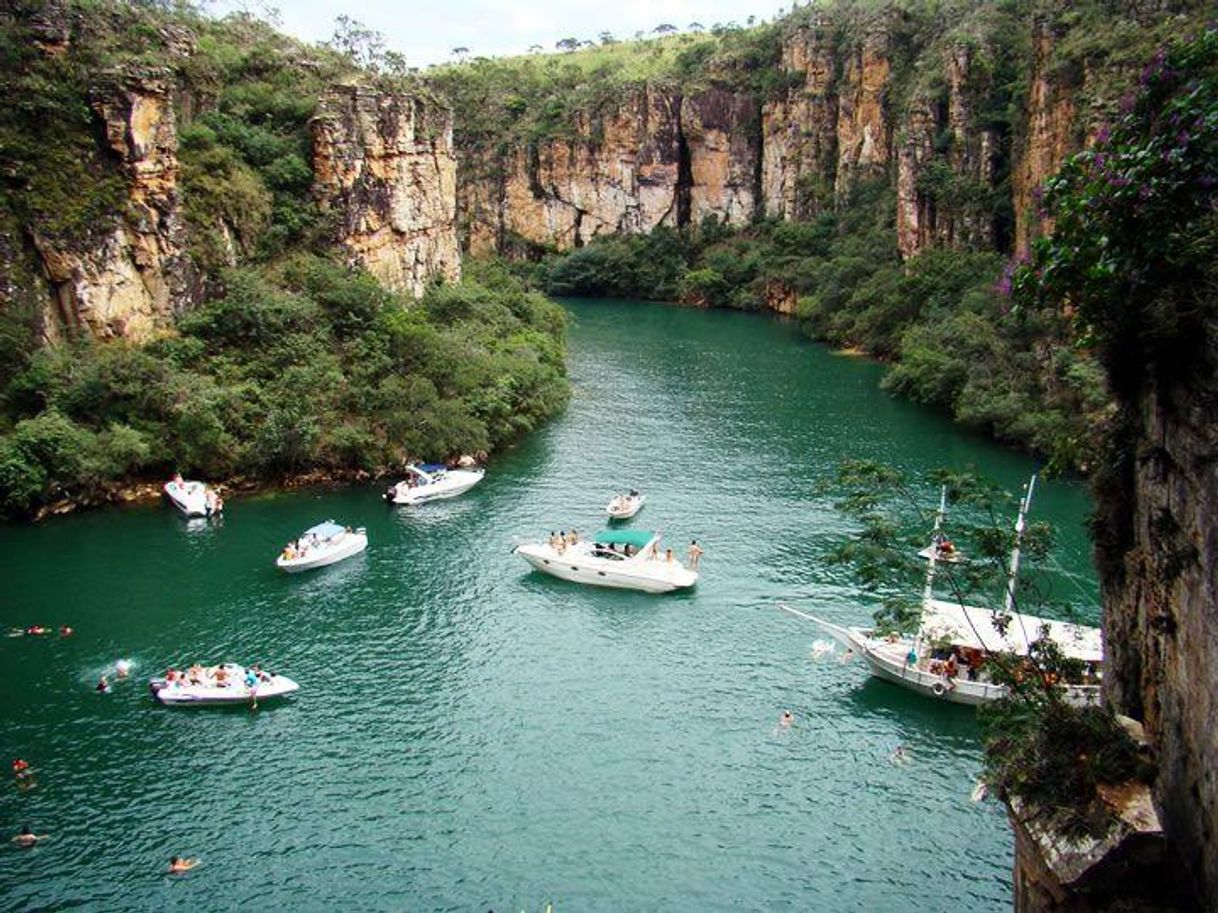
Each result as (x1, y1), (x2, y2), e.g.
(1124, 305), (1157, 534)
(161, 664), (271, 690)
(548, 530), (581, 552)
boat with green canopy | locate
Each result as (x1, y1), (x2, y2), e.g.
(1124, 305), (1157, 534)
(513, 528), (698, 593)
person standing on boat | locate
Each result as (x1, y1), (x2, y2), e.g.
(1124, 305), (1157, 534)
(687, 540), (704, 569)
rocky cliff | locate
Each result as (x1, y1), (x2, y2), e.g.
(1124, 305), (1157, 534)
(311, 86), (461, 296)
(32, 73), (201, 343)
(461, 87), (760, 254)
(1, 6), (465, 346)
(449, 3), (1202, 268)
(1097, 375), (1218, 909)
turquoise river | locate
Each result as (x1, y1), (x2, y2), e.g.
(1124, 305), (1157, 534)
(0, 300), (1099, 912)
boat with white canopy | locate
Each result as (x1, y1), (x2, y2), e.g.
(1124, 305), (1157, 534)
(149, 663), (298, 705)
(513, 528), (697, 593)
(781, 477), (1103, 706)
(606, 490), (645, 520)
(276, 521), (367, 572)
(384, 463), (485, 505)
(164, 476), (223, 519)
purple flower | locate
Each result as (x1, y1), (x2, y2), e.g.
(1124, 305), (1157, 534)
(1138, 184), (1152, 201)
(1095, 126), (1111, 145)
(1177, 130), (1190, 147)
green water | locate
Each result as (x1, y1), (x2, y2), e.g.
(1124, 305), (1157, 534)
(0, 300), (1098, 912)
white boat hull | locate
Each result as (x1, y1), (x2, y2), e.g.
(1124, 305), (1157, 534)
(515, 542), (696, 593)
(386, 469), (484, 505)
(164, 481), (210, 518)
(150, 666), (299, 705)
(606, 494), (645, 519)
(780, 606), (1101, 708)
(276, 531), (367, 572)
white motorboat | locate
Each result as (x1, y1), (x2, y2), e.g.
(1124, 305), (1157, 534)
(605, 490), (645, 520)
(781, 476), (1103, 706)
(276, 520), (367, 572)
(513, 528), (697, 593)
(164, 477), (223, 518)
(149, 663), (298, 705)
(384, 463), (485, 505)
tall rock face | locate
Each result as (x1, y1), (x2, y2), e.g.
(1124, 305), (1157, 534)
(1097, 370), (1218, 910)
(896, 43), (1002, 258)
(833, 24), (892, 199)
(311, 86), (461, 297)
(33, 74), (200, 342)
(460, 86), (761, 254)
(1013, 21), (1079, 258)
(485, 87), (684, 254)
(760, 16), (839, 220)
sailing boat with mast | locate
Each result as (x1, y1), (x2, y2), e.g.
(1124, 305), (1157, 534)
(781, 477), (1104, 706)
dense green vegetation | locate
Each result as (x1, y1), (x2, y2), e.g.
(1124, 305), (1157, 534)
(527, 184), (1107, 471)
(0, 256), (567, 517)
(0, 3), (568, 519)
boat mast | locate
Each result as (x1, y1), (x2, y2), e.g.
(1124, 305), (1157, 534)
(1002, 475), (1037, 616)
(921, 485), (948, 609)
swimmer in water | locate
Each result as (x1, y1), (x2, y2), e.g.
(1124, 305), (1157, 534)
(59, 625), (73, 636)
(115, 659), (131, 678)
(890, 745), (909, 765)
(96, 675), (110, 694)
(168, 856), (200, 873)
(12, 825), (48, 847)
(779, 710), (794, 728)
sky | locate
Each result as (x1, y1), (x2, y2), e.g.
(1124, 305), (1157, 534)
(210, 0), (794, 68)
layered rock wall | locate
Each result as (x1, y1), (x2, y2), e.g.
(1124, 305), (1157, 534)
(462, 86), (752, 254)
(33, 75), (199, 342)
(311, 86), (461, 297)
(1099, 374), (1218, 910)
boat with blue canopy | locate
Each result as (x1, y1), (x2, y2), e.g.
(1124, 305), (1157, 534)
(513, 528), (698, 593)
(276, 520), (368, 572)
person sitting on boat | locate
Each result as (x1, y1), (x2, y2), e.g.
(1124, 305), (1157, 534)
(665, 548), (674, 564)
(214, 666), (229, 686)
(172, 472), (184, 485)
(942, 654), (959, 691)
(283, 544), (296, 562)
(252, 664), (271, 683)
(244, 668), (258, 689)
(555, 532), (567, 554)
(624, 544), (636, 557)
(567, 529), (579, 545)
